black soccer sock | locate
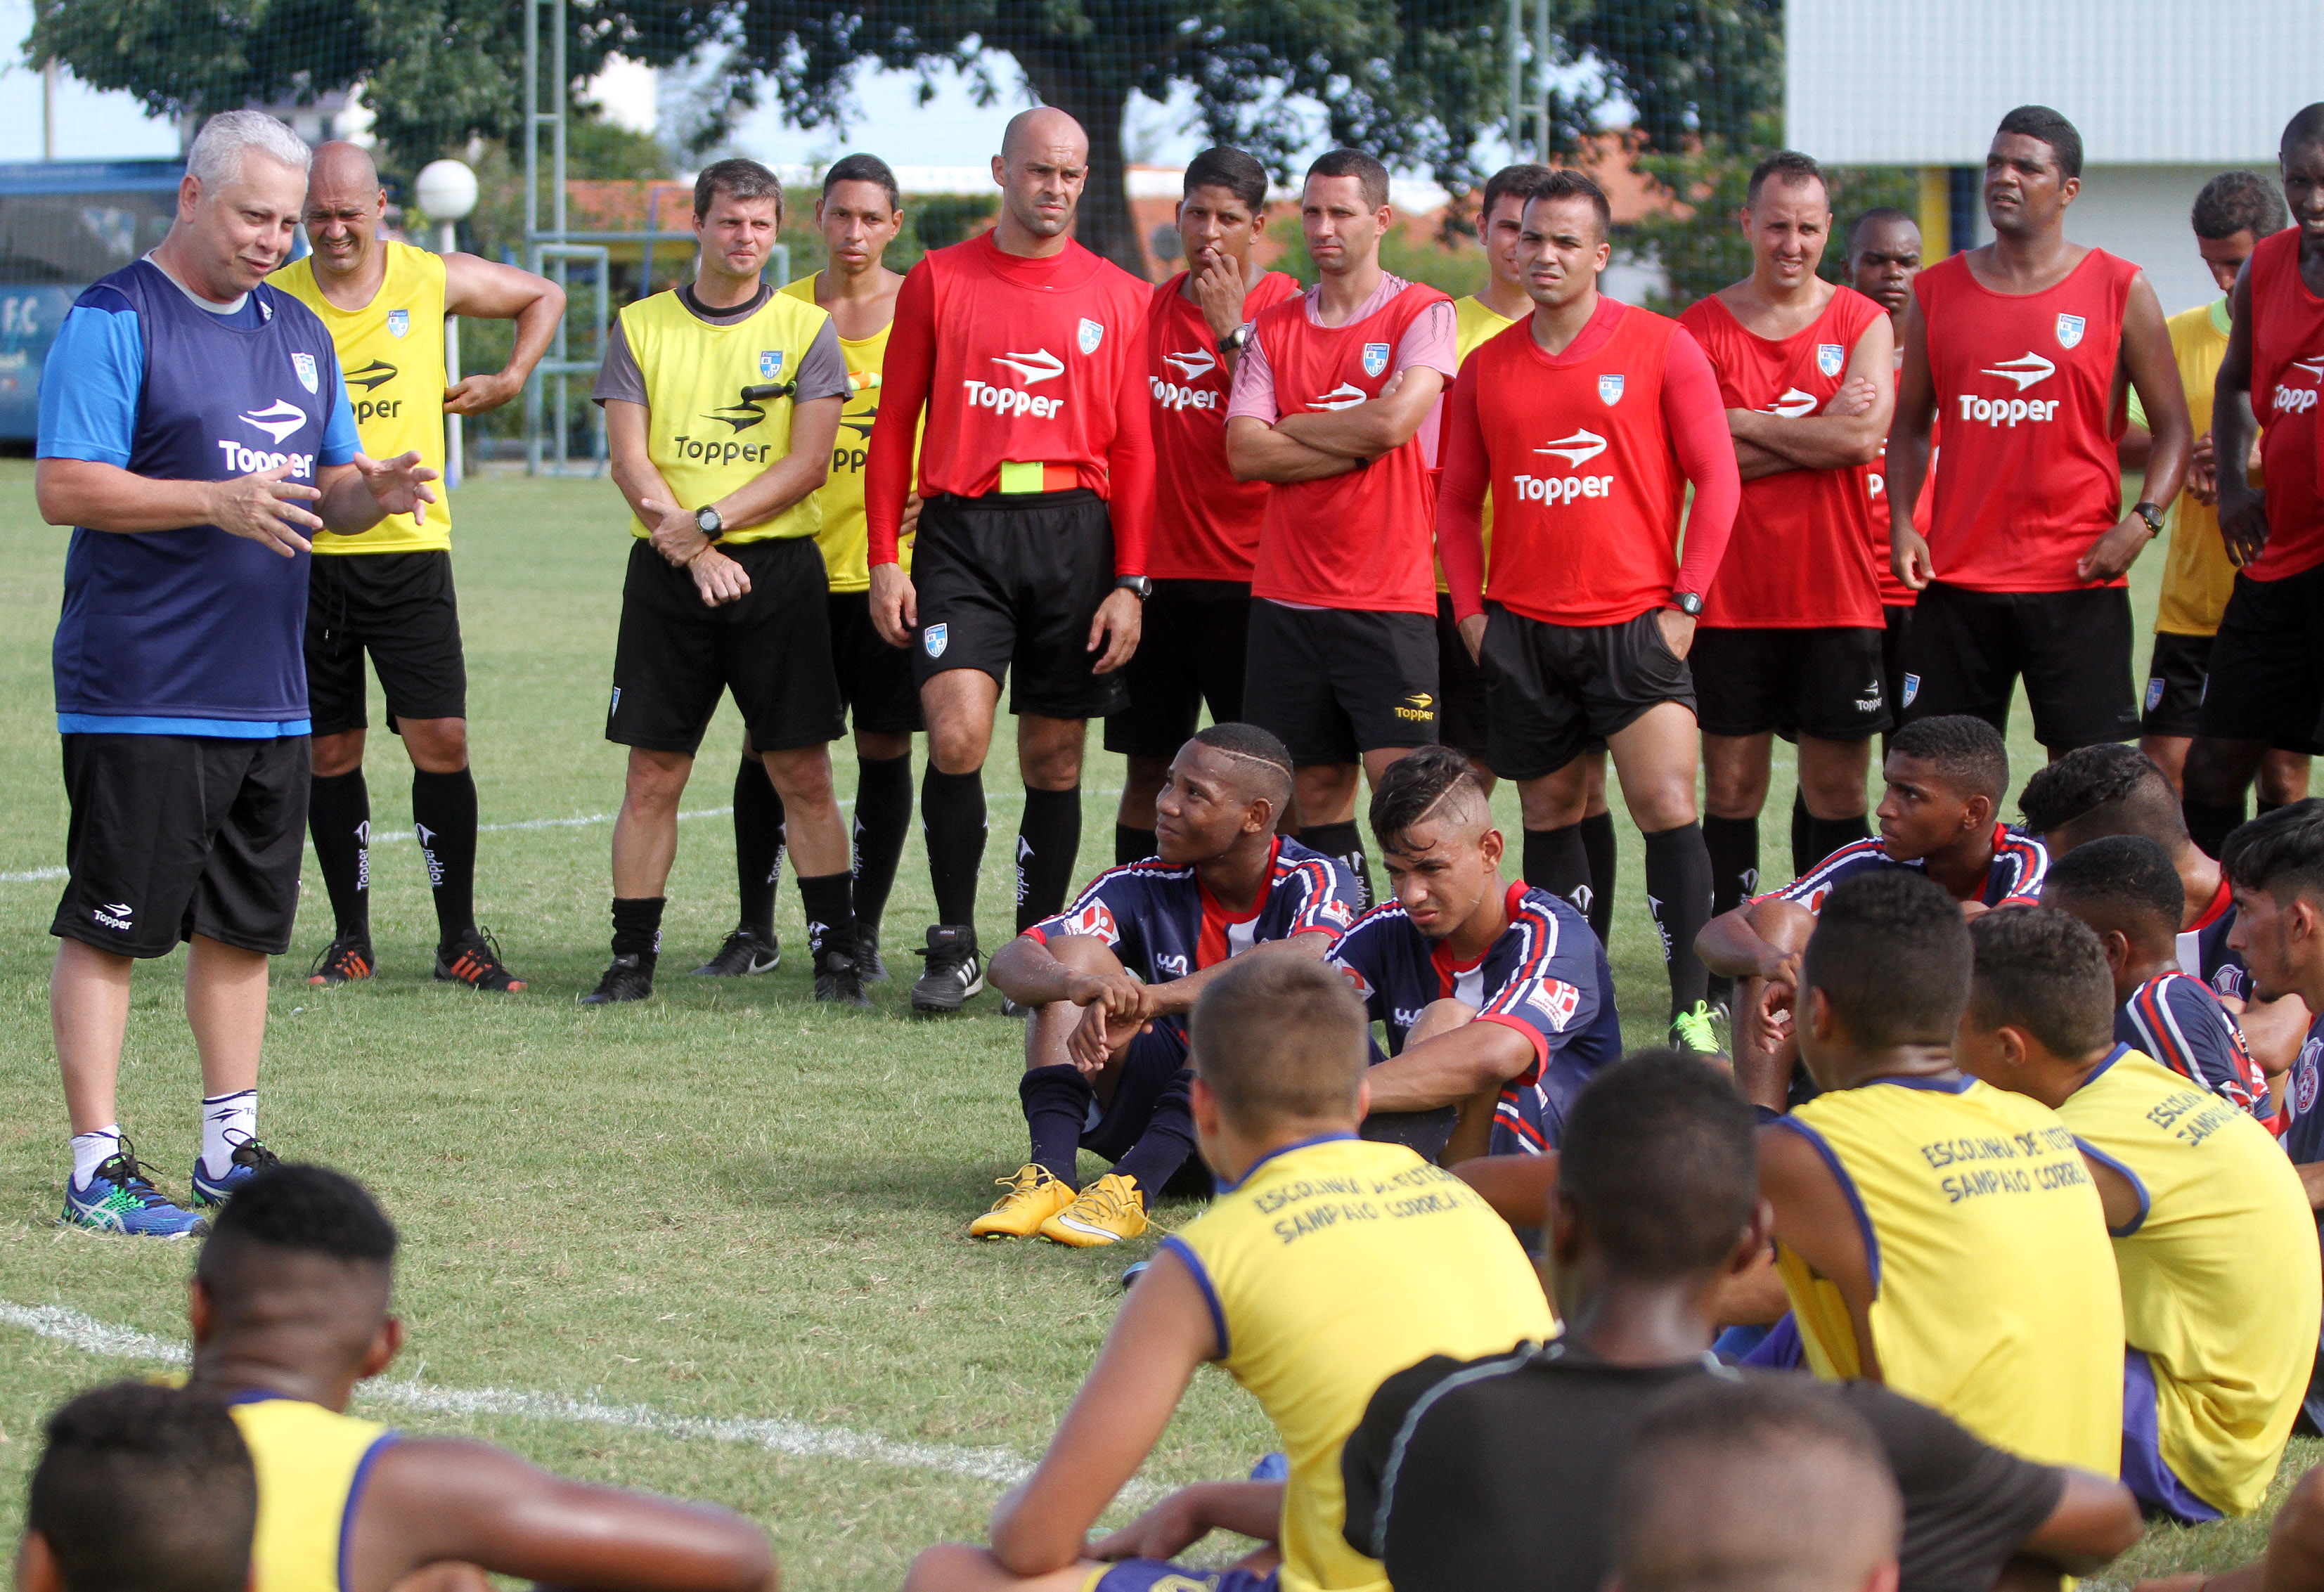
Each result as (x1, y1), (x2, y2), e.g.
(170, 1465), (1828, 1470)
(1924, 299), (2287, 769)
(1300, 821), (1374, 910)
(306, 770), (372, 941)
(1644, 821), (1715, 1018)
(1703, 814), (1760, 919)
(1521, 822), (1592, 912)
(2184, 797), (2247, 860)
(1113, 1067), (1199, 1197)
(1021, 1063), (1092, 1187)
(1804, 813), (1873, 871)
(1579, 810), (1618, 944)
(610, 896), (665, 972)
(1116, 824), (1158, 866)
(1017, 786), (1084, 933)
(732, 755), (785, 937)
(851, 753), (912, 931)
(411, 767), (479, 950)
(922, 765), (988, 932)
(795, 870), (858, 966)
(1789, 789), (1813, 879)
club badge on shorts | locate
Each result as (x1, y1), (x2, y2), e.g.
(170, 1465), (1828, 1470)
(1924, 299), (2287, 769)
(1816, 343), (1845, 378)
(386, 309), (410, 339)
(2055, 313), (2086, 349)
(2147, 676), (2166, 713)
(759, 349), (785, 381)
(1362, 341), (1390, 378)
(924, 623), (948, 659)
(1598, 373), (1625, 406)
(1078, 318), (1104, 355)
(292, 351), (318, 394)
(1902, 673), (1920, 708)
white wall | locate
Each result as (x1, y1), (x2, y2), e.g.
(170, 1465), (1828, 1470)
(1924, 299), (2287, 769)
(2065, 163), (2274, 316)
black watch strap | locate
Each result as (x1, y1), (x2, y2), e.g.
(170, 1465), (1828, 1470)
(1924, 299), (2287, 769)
(1116, 575), (1154, 600)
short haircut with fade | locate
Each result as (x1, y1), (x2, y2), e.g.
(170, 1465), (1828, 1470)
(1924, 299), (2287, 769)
(2044, 833), (2184, 935)
(1559, 1051), (1757, 1279)
(822, 153), (900, 212)
(1192, 720), (1294, 809)
(695, 157), (783, 221)
(2223, 798), (2324, 904)
(1967, 906), (2117, 1060)
(1528, 168), (1614, 242)
(1306, 149), (1390, 211)
(2018, 742), (2178, 841)
(2191, 170), (2288, 240)
(1747, 150), (1827, 208)
(1191, 955), (1368, 1130)
(30, 1382), (257, 1592)
(1802, 870), (1973, 1047)
(1888, 714), (2008, 803)
(1369, 744), (1489, 855)
(201, 1162), (399, 1274)
(1847, 207), (1916, 255)
(1184, 146), (1269, 214)
(1480, 162), (1559, 221)
(2283, 103), (2324, 158)
(1997, 105), (2084, 179)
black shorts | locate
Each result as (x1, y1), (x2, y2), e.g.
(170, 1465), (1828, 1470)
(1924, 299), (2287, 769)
(1105, 579), (1250, 758)
(1478, 604), (1694, 780)
(2197, 563), (2324, 753)
(828, 590), (922, 735)
(1691, 626), (1891, 740)
(1244, 601), (1439, 765)
(910, 489), (1127, 720)
(1880, 605), (1914, 734)
(1899, 581), (2137, 751)
(305, 550), (466, 737)
(1436, 593), (1490, 758)
(1080, 1026), (1191, 1163)
(607, 536), (842, 756)
(52, 733), (308, 959)
(2143, 631), (2213, 739)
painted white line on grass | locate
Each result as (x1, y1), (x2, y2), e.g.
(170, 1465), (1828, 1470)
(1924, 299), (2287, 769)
(0, 867), (67, 883)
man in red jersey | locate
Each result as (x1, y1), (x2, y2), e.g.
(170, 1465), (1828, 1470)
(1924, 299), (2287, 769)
(2183, 106), (2324, 857)
(1106, 147), (1300, 866)
(865, 107), (1155, 1015)
(1887, 105), (2192, 758)
(1681, 152), (1894, 990)
(1438, 170), (1741, 1056)
(1225, 148), (1459, 908)
(1848, 209), (1925, 752)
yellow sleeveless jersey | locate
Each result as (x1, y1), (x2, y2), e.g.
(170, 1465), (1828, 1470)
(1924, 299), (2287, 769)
(228, 1394), (398, 1592)
(614, 287), (831, 545)
(1165, 1134), (1554, 1592)
(1775, 1075), (2124, 1475)
(1439, 295), (1522, 595)
(2060, 1045), (2321, 1514)
(777, 274), (915, 587)
(2128, 299), (2241, 636)
(273, 240), (451, 554)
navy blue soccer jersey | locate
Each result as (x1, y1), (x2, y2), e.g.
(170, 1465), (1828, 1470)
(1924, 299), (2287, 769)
(1774, 823), (2048, 912)
(2281, 1016), (2324, 1167)
(2175, 876), (2253, 1001)
(1326, 882), (1622, 1154)
(2121, 971), (2276, 1130)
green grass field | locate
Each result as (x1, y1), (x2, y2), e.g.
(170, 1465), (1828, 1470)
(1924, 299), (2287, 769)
(0, 457), (2306, 1588)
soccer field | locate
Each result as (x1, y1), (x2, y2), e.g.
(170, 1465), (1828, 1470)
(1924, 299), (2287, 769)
(0, 457), (2304, 1588)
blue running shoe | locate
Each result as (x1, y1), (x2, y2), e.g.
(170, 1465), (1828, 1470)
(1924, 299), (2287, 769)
(190, 1134), (281, 1209)
(62, 1141), (208, 1238)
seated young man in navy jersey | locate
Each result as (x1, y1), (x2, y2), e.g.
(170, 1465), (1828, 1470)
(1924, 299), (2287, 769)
(2044, 834), (2277, 1129)
(980, 723), (1360, 1247)
(1327, 746), (1620, 1163)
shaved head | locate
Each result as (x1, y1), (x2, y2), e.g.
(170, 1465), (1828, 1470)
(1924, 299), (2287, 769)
(309, 141), (380, 195)
(1002, 107), (1086, 164)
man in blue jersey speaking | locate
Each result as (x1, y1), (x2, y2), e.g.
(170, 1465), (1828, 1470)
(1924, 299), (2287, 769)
(32, 110), (436, 1238)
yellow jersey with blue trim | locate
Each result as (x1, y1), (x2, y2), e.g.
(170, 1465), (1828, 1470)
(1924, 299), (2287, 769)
(1774, 1075), (2124, 1475)
(1439, 295), (1522, 594)
(272, 240), (450, 554)
(227, 1393), (398, 1592)
(777, 274), (916, 588)
(1164, 1133), (1555, 1592)
(2060, 1044), (2321, 1515)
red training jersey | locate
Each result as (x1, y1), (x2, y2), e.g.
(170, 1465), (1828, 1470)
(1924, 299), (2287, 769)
(1246, 280), (1452, 614)
(1680, 285), (1886, 628)
(2245, 228), (2324, 583)
(1146, 269), (1301, 583)
(863, 232), (1154, 572)
(1916, 248), (2141, 591)
(1868, 414), (1937, 606)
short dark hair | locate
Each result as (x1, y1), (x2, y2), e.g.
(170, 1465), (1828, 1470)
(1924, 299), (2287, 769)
(2223, 798), (2324, 904)
(2017, 742), (2178, 841)
(30, 1383), (256, 1592)
(1888, 714), (2008, 802)
(1802, 871), (1973, 1047)
(1967, 906), (2117, 1059)
(1747, 150), (1827, 208)
(1192, 720), (1293, 810)
(1184, 146), (1269, 214)
(1369, 744), (1488, 853)
(1306, 149), (1389, 212)
(1996, 105), (2084, 179)
(1480, 162), (1559, 221)
(2284, 103), (2324, 157)
(1847, 207), (1917, 256)
(1191, 955), (1369, 1130)
(203, 1162), (398, 1266)
(2044, 833), (2183, 936)
(1528, 168), (1613, 242)
(822, 153), (899, 212)
(1560, 1051), (1756, 1279)
(694, 157), (783, 221)
(2190, 170), (2287, 241)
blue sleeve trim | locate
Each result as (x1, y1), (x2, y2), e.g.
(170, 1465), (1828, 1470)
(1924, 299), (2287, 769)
(2075, 1135), (2151, 1237)
(337, 1431), (400, 1592)
(1157, 1236), (1229, 1361)
(37, 302), (144, 467)
(1774, 1115), (1883, 1293)
(319, 384), (360, 465)
(58, 715), (311, 738)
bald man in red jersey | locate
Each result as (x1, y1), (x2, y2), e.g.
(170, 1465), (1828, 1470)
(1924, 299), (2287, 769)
(865, 108), (1155, 1016)
(1438, 169), (1741, 1056)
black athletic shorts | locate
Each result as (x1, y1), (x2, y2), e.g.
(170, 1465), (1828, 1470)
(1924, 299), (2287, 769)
(1898, 580), (2137, 751)
(1691, 626), (1891, 740)
(1244, 601), (1439, 765)
(1435, 593), (1490, 758)
(1105, 578), (1250, 758)
(52, 733), (308, 959)
(2143, 631), (2214, 739)
(829, 590), (922, 735)
(607, 536), (842, 756)
(910, 488), (1128, 720)
(1478, 603), (1694, 781)
(1879, 605), (1915, 737)
(2197, 562), (2324, 753)
(305, 550), (466, 737)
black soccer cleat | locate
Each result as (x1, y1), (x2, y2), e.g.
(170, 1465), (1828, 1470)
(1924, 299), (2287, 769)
(855, 921), (888, 983)
(693, 924), (780, 977)
(306, 936), (375, 987)
(434, 927), (527, 992)
(579, 953), (654, 1005)
(910, 925), (984, 1015)
(813, 947), (872, 1007)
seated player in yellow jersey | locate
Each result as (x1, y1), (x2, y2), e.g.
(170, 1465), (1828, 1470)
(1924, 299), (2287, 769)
(904, 954), (1554, 1592)
(1957, 906), (2320, 1521)
(181, 1163), (778, 1592)
(1752, 869), (2125, 1476)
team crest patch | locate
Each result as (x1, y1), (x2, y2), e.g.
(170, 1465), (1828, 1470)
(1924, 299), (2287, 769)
(759, 349), (785, 382)
(2297, 1042), (2322, 1115)
(2146, 676), (2166, 713)
(291, 351), (318, 394)
(1902, 672), (1920, 708)
(1816, 342), (1845, 378)
(1598, 373), (1625, 406)
(1337, 964), (1374, 999)
(1315, 897), (1353, 928)
(2055, 313), (2086, 349)
(1524, 979), (1582, 1032)
(923, 623), (948, 659)
(1362, 341), (1390, 378)
(385, 309), (409, 339)
(1078, 318), (1104, 355)
(1061, 900), (1121, 943)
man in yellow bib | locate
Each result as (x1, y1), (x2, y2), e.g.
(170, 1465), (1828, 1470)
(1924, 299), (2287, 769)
(274, 143), (564, 993)
(904, 953), (1553, 1592)
(1958, 906), (2318, 1521)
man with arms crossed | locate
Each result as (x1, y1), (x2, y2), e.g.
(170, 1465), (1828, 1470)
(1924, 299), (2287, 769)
(588, 159), (858, 1005)
(1437, 171), (1741, 1054)
(35, 110), (434, 1235)
(866, 108), (1153, 1014)
(1888, 105), (2191, 757)
(277, 141), (562, 994)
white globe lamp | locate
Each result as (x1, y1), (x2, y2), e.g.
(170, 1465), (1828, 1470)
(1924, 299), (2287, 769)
(413, 159), (480, 489)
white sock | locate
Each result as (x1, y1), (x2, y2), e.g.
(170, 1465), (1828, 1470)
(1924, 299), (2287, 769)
(200, 1091), (257, 1179)
(70, 1126), (122, 1189)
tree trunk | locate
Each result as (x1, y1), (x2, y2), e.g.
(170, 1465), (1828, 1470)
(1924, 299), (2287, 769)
(1016, 63), (1145, 279)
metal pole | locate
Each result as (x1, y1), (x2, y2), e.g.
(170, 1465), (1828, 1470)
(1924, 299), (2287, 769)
(1534, 0), (1550, 160)
(439, 219), (463, 491)
(522, 0), (541, 474)
(551, 0), (569, 474)
(1505, 0), (1521, 168)
(42, 58), (57, 160)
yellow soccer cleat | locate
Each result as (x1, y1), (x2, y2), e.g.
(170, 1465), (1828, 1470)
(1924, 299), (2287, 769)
(969, 1164), (1074, 1238)
(1038, 1172), (1149, 1248)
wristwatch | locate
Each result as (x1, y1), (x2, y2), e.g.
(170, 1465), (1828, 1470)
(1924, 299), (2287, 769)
(1220, 325), (1251, 354)
(1116, 576), (1154, 601)
(2132, 501), (2165, 536)
(695, 505), (723, 541)
(1670, 590), (1704, 617)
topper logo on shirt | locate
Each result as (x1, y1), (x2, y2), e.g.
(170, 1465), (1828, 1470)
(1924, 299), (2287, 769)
(1765, 387), (1818, 419)
(239, 399), (310, 445)
(964, 348), (1068, 418)
(1163, 348), (1217, 381)
(2055, 313), (2086, 349)
(1523, 979), (1582, 1031)
(1980, 351), (2056, 391)
(1152, 348), (1222, 413)
(1513, 427), (1613, 505)
(1817, 342), (1845, 378)
(1533, 429), (1607, 467)
(1960, 351), (2062, 428)
(1310, 382), (1370, 411)
(2275, 363), (2323, 417)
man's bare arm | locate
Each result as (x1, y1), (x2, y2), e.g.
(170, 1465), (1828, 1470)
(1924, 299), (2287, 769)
(604, 400), (685, 529)
(2214, 259), (2268, 567)
(1141, 933), (1336, 1018)
(1274, 367), (1447, 459)
(1226, 415), (1361, 484)
(1729, 318), (1896, 470)
(1884, 299), (1937, 590)
(1453, 1151), (1559, 1227)
(1757, 1121), (1882, 1378)
(440, 253), (567, 415)
(1363, 1023), (1537, 1113)
(2019, 1470), (2144, 1577)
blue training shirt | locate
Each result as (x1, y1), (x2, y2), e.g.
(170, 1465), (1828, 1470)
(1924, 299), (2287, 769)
(38, 257), (358, 735)
(1774, 823), (2049, 912)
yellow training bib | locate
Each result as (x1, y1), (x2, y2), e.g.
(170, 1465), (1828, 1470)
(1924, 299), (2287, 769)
(1440, 295), (1520, 595)
(229, 1394), (397, 1592)
(778, 274), (917, 588)
(2140, 299), (2243, 637)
